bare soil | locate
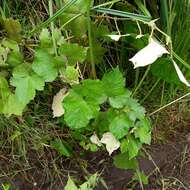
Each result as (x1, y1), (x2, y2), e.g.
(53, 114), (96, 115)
(0, 117), (190, 190)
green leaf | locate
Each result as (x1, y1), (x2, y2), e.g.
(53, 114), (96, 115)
(64, 173), (98, 190)
(109, 114), (133, 139)
(60, 0), (90, 37)
(39, 28), (52, 48)
(124, 98), (146, 121)
(91, 23), (109, 39)
(73, 79), (107, 104)
(89, 144), (98, 152)
(102, 67), (126, 97)
(133, 171), (148, 185)
(9, 130), (21, 141)
(93, 112), (110, 133)
(63, 15), (88, 38)
(63, 90), (95, 129)
(151, 58), (181, 85)
(61, 66), (79, 85)
(79, 173), (98, 190)
(3, 94), (25, 116)
(2, 18), (21, 42)
(134, 118), (151, 144)
(113, 152), (139, 170)
(0, 77), (11, 112)
(11, 64), (45, 105)
(87, 41), (106, 65)
(0, 45), (8, 66)
(87, 102), (100, 118)
(2, 39), (19, 50)
(6, 50), (23, 67)
(0, 77), (24, 115)
(0, 77), (10, 99)
(2, 39), (23, 67)
(121, 136), (142, 159)
(51, 139), (72, 157)
(32, 49), (58, 82)
(2, 183), (11, 190)
(59, 43), (88, 65)
(65, 176), (78, 190)
(109, 90), (131, 108)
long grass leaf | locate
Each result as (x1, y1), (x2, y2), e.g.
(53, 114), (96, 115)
(28, 0), (78, 36)
(160, 0), (169, 33)
(172, 51), (190, 70)
(93, 7), (151, 22)
(134, 0), (151, 17)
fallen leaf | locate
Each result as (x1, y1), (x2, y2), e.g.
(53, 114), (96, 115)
(90, 133), (101, 147)
(52, 88), (68, 117)
(100, 132), (120, 155)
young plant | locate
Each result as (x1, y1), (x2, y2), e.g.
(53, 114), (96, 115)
(65, 174), (98, 190)
(58, 67), (151, 180)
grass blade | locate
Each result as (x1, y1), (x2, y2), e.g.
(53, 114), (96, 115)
(87, 0), (96, 78)
(28, 0), (78, 36)
(160, 0), (169, 33)
(93, 7), (152, 22)
(93, 0), (121, 9)
(172, 51), (190, 70)
(134, 0), (151, 17)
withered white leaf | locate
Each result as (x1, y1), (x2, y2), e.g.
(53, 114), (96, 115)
(129, 38), (169, 68)
(52, 88), (68, 118)
(100, 132), (120, 155)
(172, 60), (190, 87)
(107, 34), (121, 41)
(90, 133), (102, 147)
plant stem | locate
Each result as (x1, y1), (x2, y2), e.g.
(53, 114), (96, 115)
(160, 81), (165, 106)
(92, 0), (121, 9)
(149, 92), (190, 116)
(49, 0), (57, 56)
(29, 0), (77, 36)
(60, 13), (82, 30)
(134, 68), (140, 89)
(172, 51), (190, 70)
(132, 65), (151, 97)
(87, 0), (96, 79)
(136, 169), (144, 190)
(140, 78), (160, 103)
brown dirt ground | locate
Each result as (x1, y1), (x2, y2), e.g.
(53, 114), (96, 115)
(0, 108), (190, 190)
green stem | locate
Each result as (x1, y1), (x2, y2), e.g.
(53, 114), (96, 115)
(49, 0), (57, 56)
(60, 13), (82, 30)
(0, 6), (6, 19)
(93, 7), (151, 22)
(134, 0), (151, 17)
(28, 0), (77, 36)
(160, 81), (165, 106)
(132, 65), (151, 97)
(134, 68), (140, 89)
(87, 0), (96, 79)
(172, 51), (190, 70)
(136, 169), (144, 190)
(160, 0), (169, 33)
(92, 0), (121, 9)
(140, 78), (160, 103)
(149, 92), (190, 116)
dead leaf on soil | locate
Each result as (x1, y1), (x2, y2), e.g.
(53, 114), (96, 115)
(52, 88), (69, 118)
